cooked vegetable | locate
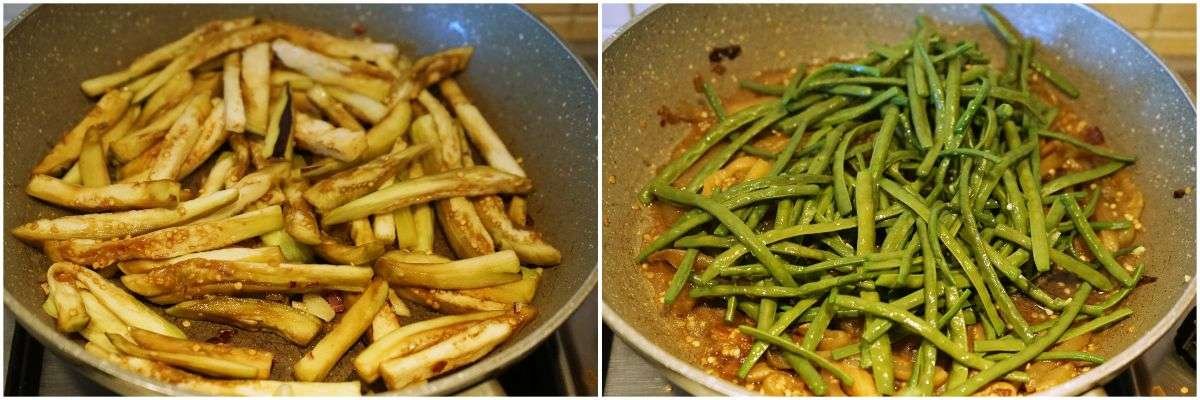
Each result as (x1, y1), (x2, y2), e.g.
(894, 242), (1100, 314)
(632, 7), (1147, 396)
(293, 112), (366, 162)
(303, 143), (429, 212)
(13, 188), (236, 242)
(271, 39), (392, 102)
(375, 250), (521, 289)
(79, 17), (255, 96)
(27, 175), (180, 212)
(116, 246), (284, 274)
(121, 258), (373, 304)
(166, 296), (321, 345)
(293, 278), (389, 382)
(353, 310), (505, 382)
(33, 89), (132, 176)
(322, 166), (532, 225)
(44, 205), (283, 267)
(222, 53), (247, 133)
(18, 17), (554, 394)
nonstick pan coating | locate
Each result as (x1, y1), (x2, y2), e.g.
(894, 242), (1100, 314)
(5, 4), (597, 395)
(602, 4), (1194, 396)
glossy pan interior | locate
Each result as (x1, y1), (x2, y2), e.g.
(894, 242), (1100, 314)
(602, 4), (1195, 396)
(4, 4), (597, 395)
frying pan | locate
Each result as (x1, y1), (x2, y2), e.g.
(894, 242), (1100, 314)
(602, 4), (1195, 396)
(4, 4), (597, 395)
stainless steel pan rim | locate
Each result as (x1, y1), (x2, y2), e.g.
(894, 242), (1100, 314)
(4, 3), (598, 396)
(601, 3), (1196, 396)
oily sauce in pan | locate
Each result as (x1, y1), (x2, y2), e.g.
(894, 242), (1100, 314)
(637, 67), (1148, 395)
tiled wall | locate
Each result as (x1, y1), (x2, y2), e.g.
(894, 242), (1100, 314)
(523, 4), (598, 70)
(1094, 4), (1196, 57)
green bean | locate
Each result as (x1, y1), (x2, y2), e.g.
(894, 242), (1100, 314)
(724, 296), (738, 323)
(974, 337), (1024, 353)
(834, 295), (993, 370)
(828, 84), (873, 97)
(805, 77), (907, 89)
(1035, 351), (1105, 364)
(878, 178), (932, 221)
(869, 106), (901, 180)
(652, 185), (800, 287)
(1060, 307), (1133, 343)
(940, 148), (1001, 163)
(833, 123), (872, 215)
(855, 172), (878, 254)
(1042, 162), (1126, 197)
(1030, 58), (1081, 98)
(1061, 195), (1136, 286)
(662, 250), (697, 305)
(690, 272), (870, 298)
(736, 298), (819, 378)
(905, 65), (934, 149)
(686, 110), (789, 191)
(861, 291), (894, 395)
(990, 225), (1114, 290)
(1036, 129), (1135, 162)
(981, 5), (1022, 46)
(1017, 166), (1050, 275)
(946, 283), (1091, 396)
(874, 272), (968, 289)
(738, 326), (856, 386)
(954, 75), (991, 136)
(831, 342), (861, 360)
(702, 82), (727, 121)
(820, 87), (901, 127)
(739, 80), (784, 96)
(638, 102), (776, 203)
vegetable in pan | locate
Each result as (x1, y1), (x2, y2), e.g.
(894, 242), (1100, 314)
(637, 6), (1144, 396)
(18, 16), (561, 395)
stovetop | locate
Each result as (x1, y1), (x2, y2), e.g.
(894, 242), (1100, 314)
(603, 305), (1196, 396)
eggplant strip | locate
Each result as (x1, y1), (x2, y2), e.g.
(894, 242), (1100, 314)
(353, 311), (505, 382)
(271, 39), (393, 102)
(293, 278), (389, 382)
(223, 53), (247, 133)
(322, 166), (532, 225)
(32, 89), (132, 176)
(44, 205), (283, 268)
(167, 296), (321, 346)
(14, 188), (237, 242)
(117, 246), (284, 274)
(80, 17), (255, 96)
(69, 263), (186, 338)
(85, 344), (361, 396)
(121, 258), (373, 304)
(26, 175), (180, 212)
(375, 250), (521, 289)
(303, 143), (428, 212)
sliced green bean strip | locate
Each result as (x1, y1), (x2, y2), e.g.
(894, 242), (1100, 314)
(638, 102), (776, 203)
(1030, 58), (1081, 98)
(1036, 129), (1135, 162)
(690, 273), (870, 298)
(1041, 161), (1126, 197)
(990, 225), (1115, 290)
(833, 295), (993, 370)
(1061, 196), (1136, 286)
(702, 82), (727, 121)
(652, 184), (798, 287)
(974, 337), (1025, 353)
(1060, 307), (1133, 343)
(945, 283), (1091, 396)
(737, 326), (855, 386)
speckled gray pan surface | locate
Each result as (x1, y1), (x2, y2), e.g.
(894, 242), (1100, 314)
(603, 4), (1194, 396)
(5, 4), (596, 396)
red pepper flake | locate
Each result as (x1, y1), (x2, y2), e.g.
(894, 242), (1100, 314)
(206, 328), (235, 344)
(1173, 187), (1191, 199)
(1081, 125), (1106, 145)
(325, 292), (346, 313)
(351, 21), (366, 36)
